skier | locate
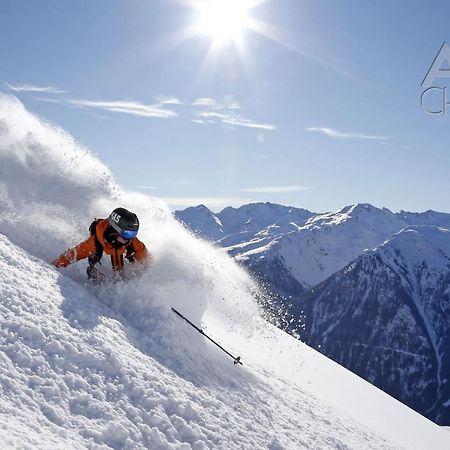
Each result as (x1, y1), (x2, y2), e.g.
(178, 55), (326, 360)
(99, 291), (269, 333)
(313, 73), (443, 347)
(52, 207), (151, 280)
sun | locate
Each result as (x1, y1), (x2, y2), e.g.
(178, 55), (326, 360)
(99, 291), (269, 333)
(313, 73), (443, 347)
(195, 0), (253, 46)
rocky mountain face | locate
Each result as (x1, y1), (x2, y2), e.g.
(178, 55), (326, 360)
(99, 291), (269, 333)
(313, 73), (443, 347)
(175, 202), (450, 424)
(294, 226), (450, 424)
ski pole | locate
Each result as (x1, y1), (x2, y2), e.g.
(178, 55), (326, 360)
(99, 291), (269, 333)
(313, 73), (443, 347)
(171, 307), (243, 365)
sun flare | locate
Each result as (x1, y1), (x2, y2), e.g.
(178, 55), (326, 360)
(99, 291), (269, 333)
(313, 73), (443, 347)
(195, 0), (252, 46)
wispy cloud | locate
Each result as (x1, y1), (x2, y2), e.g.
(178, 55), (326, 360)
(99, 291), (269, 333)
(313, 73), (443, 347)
(135, 185), (158, 190)
(26, 89), (271, 129)
(195, 111), (276, 131)
(68, 99), (177, 118)
(158, 196), (253, 210)
(192, 96), (240, 110)
(31, 95), (177, 119)
(307, 127), (388, 141)
(192, 97), (217, 107)
(196, 111), (229, 120)
(5, 82), (68, 94)
(222, 116), (277, 131)
(157, 96), (183, 105)
(191, 96), (274, 130)
(227, 101), (241, 110)
(239, 185), (310, 193)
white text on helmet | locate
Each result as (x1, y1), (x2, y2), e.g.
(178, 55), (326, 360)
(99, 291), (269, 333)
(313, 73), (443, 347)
(110, 212), (121, 223)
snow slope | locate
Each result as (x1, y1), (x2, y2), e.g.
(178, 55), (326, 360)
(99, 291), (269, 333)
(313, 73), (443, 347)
(0, 93), (448, 449)
(0, 233), (396, 449)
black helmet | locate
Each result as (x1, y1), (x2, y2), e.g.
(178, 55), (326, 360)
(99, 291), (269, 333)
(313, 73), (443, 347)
(108, 207), (139, 240)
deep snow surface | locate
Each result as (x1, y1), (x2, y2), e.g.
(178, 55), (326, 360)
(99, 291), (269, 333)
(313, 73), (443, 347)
(0, 93), (449, 449)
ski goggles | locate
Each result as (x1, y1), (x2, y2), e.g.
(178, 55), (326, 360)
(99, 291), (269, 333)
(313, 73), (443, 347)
(119, 229), (138, 240)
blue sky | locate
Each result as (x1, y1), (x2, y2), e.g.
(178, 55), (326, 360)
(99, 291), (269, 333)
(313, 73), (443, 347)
(1, 0), (450, 213)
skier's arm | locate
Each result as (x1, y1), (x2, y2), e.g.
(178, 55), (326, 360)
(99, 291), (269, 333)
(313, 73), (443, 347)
(129, 238), (152, 265)
(52, 236), (97, 268)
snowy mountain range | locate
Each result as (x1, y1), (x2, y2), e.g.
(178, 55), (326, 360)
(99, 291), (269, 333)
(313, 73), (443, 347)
(176, 203), (450, 290)
(175, 202), (450, 425)
(1, 93), (449, 448)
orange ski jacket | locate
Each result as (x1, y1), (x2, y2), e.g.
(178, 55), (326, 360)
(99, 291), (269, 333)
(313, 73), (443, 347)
(52, 218), (150, 271)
